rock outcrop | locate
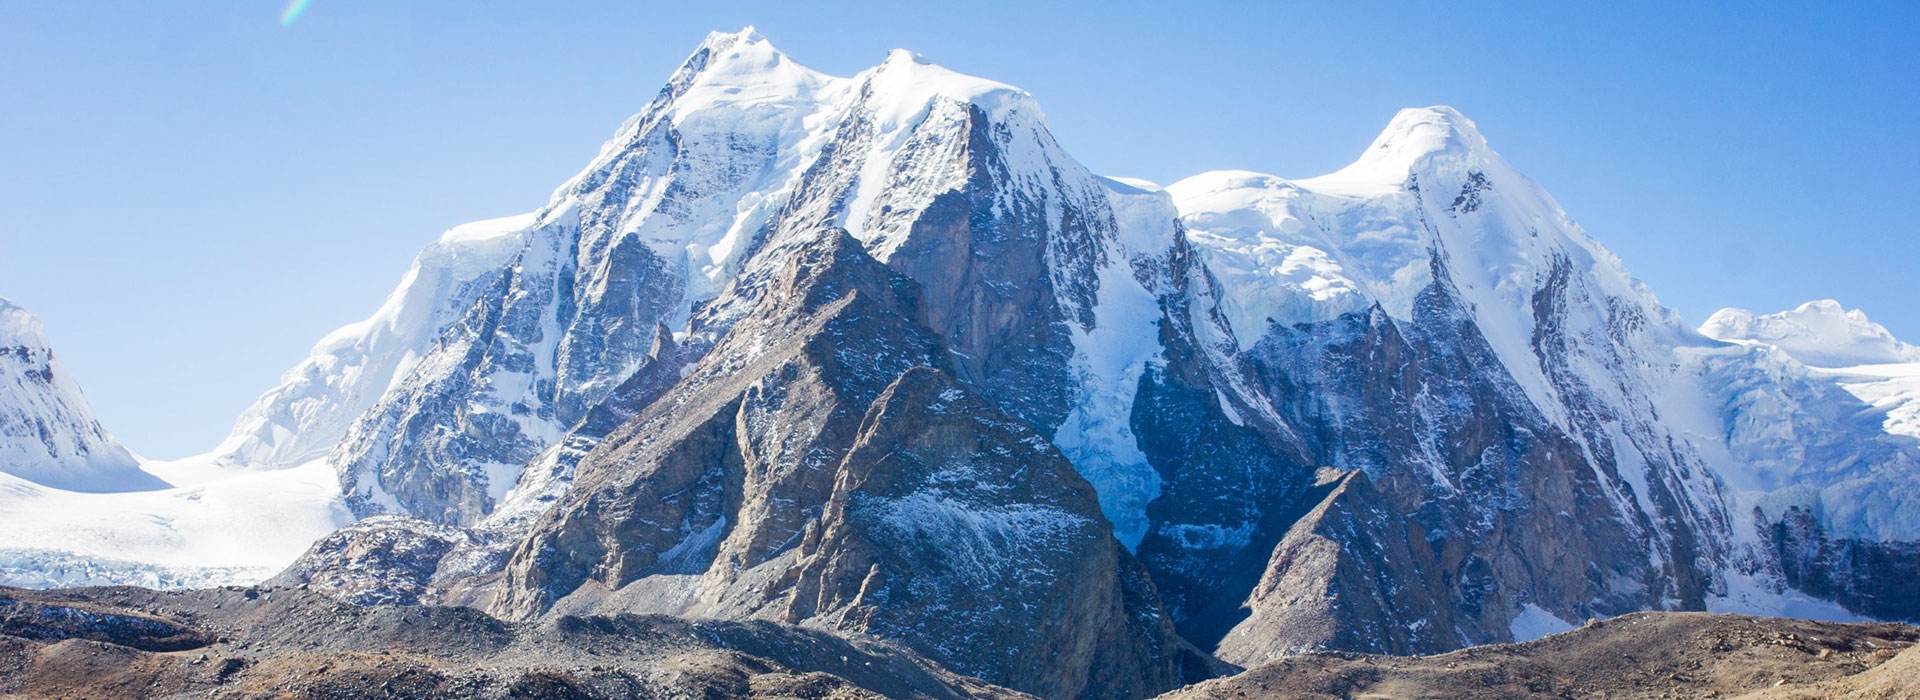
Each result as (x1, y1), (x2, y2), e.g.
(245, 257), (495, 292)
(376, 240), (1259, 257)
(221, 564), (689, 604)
(499, 230), (1192, 699)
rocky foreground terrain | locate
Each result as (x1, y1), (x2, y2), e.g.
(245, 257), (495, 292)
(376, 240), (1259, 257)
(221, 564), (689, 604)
(3, 585), (1916, 699)
(0, 585), (1017, 699)
(1168, 612), (1920, 700)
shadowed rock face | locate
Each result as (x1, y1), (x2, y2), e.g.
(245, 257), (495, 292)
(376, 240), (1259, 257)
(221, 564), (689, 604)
(1217, 262), (1718, 660)
(786, 366), (1189, 700)
(497, 230), (1190, 700)
(498, 229), (948, 620)
(876, 105), (1089, 433)
(1128, 232), (1321, 651)
(1767, 506), (1920, 622)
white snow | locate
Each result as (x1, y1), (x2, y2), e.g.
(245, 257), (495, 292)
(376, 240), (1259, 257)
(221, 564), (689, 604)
(1167, 106), (1669, 436)
(216, 213), (539, 468)
(1811, 362), (1920, 439)
(1703, 300), (1920, 369)
(1704, 301), (1920, 440)
(1046, 150), (1185, 551)
(1509, 603), (1577, 642)
(0, 296), (160, 492)
(1708, 568), (1868, 623)
(0, 454), (351, 588)
(9, 31), (1913, 632)
(870, 490), (1089, 584)
(1297, 107), (1492, 197)
(1169, 105), (1920, 612)
(860, 48), (1040, 135)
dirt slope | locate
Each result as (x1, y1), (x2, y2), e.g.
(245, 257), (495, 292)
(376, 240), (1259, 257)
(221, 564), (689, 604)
(0, 585), (1026, 699)
(1161, 611), (1918, 700)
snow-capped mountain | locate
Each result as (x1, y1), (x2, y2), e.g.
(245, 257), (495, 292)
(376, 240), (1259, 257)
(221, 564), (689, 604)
(1704, 300), (1920, 440)
(0, 297), (159, 493)
(1162, 107), (1745, 659)
(7, 27), (1918, 699)
(217, 29), (1175, 549)
(1161, 109), (1920, 656)
(1704, 300), (1920, 369)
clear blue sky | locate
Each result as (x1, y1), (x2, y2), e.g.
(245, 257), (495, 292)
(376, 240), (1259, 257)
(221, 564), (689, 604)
(2, 1), (1915, 459)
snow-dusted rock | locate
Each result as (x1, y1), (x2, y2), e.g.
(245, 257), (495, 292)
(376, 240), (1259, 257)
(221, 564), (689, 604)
(1168, 107), (1920, 658)
(0, 297), (160, 492)
(499, 230), (1193, 699)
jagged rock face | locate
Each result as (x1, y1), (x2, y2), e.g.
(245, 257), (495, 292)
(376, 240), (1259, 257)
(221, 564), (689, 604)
(1690, 303), (1920, 622)
(0, 297), (159, 493)
(1165, 109), (1759, 661)
(222, 30), (1175, 547)
(1125, 232), (1320, 650)
(324, 215), (689, 525)
(1766, 506), (1920, 622)
(875, 119), (1082, 433)
(1222, 267), (1720, 659)
(497, 229), (949, 619)
(500, 232), (1188, 699)
(785, 367), (1188, 699)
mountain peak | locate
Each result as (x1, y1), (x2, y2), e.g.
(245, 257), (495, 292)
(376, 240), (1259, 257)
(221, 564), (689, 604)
(882, 47), (932, 66)
(0, 295), (159, 492)
(640, 27), (840, 134)
(863, 46), (1040, 127)
(0, 296), (38, 343)
(698, 26), (767, 52)
(1372, 106), (1488, 158)
(1702, 300), (1920, 368)
(1299, 106), (1494, 195)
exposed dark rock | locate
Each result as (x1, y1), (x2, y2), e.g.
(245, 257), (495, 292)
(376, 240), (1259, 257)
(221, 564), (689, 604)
(785, 366), (1192, 699)
(0, 590), (210, 652)
(498, 230), (1194, 699)
(1767, 506), (1920, 622)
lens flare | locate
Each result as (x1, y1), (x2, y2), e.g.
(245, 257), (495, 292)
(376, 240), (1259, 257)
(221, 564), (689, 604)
(279, 0), (313, 27)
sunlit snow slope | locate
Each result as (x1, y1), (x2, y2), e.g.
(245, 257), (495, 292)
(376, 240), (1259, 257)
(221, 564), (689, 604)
(0, 297), (159, 493)
(1704, 300), (1920, 440)
(0, 298), (353, 588)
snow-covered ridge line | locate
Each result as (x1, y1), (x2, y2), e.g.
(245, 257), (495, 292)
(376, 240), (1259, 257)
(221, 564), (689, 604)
(0, 296), (160, 493)
(213, 27), (1059, 475)
(1704, 300), (1920, 441)
(1703, 299), (1920, 368)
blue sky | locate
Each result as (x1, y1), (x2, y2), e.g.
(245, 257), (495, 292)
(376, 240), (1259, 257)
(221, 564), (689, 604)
(2, 1), (1915, 458)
